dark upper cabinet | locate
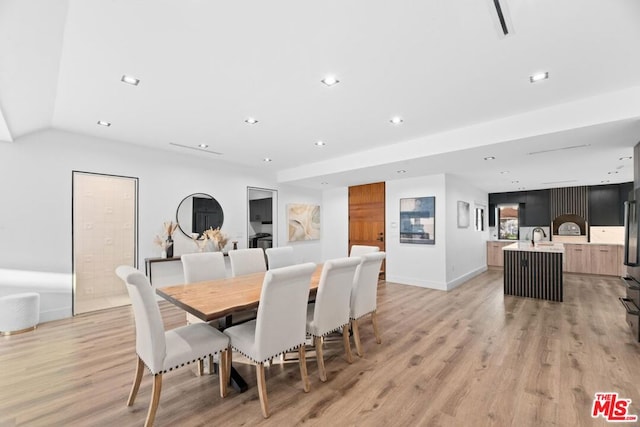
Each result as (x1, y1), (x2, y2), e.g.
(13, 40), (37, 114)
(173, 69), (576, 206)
(488, 203), (496, 227)
(249, 198), (273, 222)
(522, 189), (550, 226)
(589, 182), (632, 226)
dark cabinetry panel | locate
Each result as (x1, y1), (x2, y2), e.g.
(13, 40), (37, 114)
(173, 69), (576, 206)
(249, 198), (272, 222)
(522, 189), (550, 226)
(589, 183), (632, 226)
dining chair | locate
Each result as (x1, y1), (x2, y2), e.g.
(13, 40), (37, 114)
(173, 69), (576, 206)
(228, 248), (267, 277)
(223, 262), (316, 418)
(181, 252), (228, 372)
(350, 251), (386, 357)
(116, 266), (231, 427)
(306, 257), (361, 382)
(349, 245), (380, 257)
(265, 246), (295, 269)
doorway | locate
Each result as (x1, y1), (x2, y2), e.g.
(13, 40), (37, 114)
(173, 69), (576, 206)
(348, 182), (386, 277)
(72, 171), (138, 314)
(247, 187), (277, 249)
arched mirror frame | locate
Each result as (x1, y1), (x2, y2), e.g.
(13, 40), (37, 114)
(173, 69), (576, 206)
(176, 192), (224, 238)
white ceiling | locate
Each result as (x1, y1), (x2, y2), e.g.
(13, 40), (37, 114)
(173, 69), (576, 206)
(1, 0), (640, 192)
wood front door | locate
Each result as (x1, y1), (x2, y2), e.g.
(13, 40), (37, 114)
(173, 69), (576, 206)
(349, 182), (385, 276)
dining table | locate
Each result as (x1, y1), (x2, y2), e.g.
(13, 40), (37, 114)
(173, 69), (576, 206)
(156, 263), (324, 392)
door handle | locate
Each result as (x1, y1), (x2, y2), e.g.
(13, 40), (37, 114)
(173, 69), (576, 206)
(377, 232), (384, 242)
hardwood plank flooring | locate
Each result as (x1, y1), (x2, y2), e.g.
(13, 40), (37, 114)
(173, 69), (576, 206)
(1, 270), (639, 426)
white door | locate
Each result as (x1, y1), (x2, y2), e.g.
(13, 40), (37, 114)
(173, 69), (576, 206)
(73, 172), (138, 314)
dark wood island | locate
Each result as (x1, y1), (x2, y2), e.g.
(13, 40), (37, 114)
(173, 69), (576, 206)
(503, 242), (564, 302)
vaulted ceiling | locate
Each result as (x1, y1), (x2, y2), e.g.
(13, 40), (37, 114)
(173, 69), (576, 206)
(1, 0), (639, 191)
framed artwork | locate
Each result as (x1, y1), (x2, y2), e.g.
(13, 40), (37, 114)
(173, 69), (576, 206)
(400, 197), (435, 244)
(287, 203), (320, 241)
(457, 201), (470, 228)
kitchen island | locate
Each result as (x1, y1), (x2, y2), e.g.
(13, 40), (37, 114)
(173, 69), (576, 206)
(503, 242), (564, 302)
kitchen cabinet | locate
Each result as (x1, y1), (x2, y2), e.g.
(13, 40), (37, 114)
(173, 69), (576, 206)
(564, 244), (591, 273)
(590, 245), (619, 276)
(249, 198), (272, 222)
(487, 241), (513, 267)
(589, 184), (623, 226)
(562, 243), (623, 276)
(522, 189), (550, 226)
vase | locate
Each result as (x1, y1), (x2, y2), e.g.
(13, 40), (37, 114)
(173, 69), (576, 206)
(161, 250), (167, 259)
(166, 236), (174, 258)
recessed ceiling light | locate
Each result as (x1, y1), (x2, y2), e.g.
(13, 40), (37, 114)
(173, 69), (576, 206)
(620, 156), (632, 161)
(97, 120), (111, 127)
(484, 156), (496, 161)
(321, 76), (339, 86)
(608, 171), (619, 175)
(397, 170), (407, 174)
(321, 182), (329, 185)
(518, 187), (526, 190)
(263, 157), (272, 162)
(500, 171), (510, 174)
(529, 71), (549, 83)
(390, 117), (404, 125)
(511, 180), (519, 184)
(198, 144), (208, 149)
(245, 117), (258, 125)
(601, 180), (610, 183)
(314, 141), (326, 147)
(121, 74), (140, 86)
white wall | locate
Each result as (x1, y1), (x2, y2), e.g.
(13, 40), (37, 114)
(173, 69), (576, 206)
(278, 184), (324, 264)
(386, 175), (448, 289)
(444, 174), (489, 289)
(321, 187), (349, 260)
(0, 128), (322, 321)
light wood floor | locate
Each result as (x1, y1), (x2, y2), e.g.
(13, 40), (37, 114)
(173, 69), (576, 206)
(1, 270), (639, 426)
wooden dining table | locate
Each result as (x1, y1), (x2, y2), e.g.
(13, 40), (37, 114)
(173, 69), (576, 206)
(155, 263), (324, 392)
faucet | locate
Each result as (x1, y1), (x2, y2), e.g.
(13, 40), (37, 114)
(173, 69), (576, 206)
(531, 227), (547, 245)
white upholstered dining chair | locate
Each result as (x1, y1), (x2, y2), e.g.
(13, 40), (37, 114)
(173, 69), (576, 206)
(350, 252), (386, 357)
(181, 252), (227, 325)
(228, 248), (267, 277)
(306, 257), (361, 381)
(182, 251), (227, 283)
(265, 246), (295, 269)
(349, 245), (380, 257)
(116, 266), (230, 427)
(223, 262), (316, 418)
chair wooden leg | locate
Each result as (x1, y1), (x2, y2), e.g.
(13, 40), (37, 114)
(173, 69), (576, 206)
(219, 351), (228, 398)
(256, 363), (269, 418)
(371, 311), (382, 344)
(145, 374), (162, 427)
(197, 359), (204, 376)
(298, 346), (310, 392)
(127, 356), (145, 406)
(342, 326), (353, 364)
(351, 319), (363, 357)
(314, 336), (327, 382)
(226, 345), (232, 383)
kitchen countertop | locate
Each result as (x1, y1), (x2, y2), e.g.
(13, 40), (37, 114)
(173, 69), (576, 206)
(502, 242), (565, 253)
(489, 239), (622, 246)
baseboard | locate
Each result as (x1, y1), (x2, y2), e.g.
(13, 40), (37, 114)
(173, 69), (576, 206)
(446, 266), (488, 290)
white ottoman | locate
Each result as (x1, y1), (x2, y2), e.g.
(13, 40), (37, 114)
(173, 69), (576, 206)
(0, 292), (40, 335)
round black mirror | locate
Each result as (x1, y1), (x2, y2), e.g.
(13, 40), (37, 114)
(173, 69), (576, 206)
(176, 193), (224, 238)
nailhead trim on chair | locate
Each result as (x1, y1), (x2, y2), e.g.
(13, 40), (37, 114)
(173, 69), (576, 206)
(310, 321), (350, 338)
(350, 310), (375, 321)
(231, 343), (305, 364)
(141, 350), (224, 376)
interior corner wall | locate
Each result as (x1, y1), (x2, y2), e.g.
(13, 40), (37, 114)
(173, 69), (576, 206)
(385, 175), (448, 290)
(444, 174), (489, 290)
(278, 184), (323, 264)
(0, 128), (321, 321)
